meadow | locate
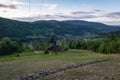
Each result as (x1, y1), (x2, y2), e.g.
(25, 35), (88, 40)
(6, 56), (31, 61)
(0, 50), (119, 80)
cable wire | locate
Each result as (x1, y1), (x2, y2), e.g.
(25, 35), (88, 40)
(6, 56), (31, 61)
(29, 0), (44, 21)
(29, 0), (31, 22)
(39, 0), (44, 20)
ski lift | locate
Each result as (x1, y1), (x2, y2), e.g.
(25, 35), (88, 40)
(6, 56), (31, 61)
(28, 0), (63, 55)
(45, 34), (63, 55)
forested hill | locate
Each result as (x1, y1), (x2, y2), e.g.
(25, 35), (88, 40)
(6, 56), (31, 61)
(101, 31), (120, 38)
(0, 17), (32, 40)
(0, 17), (120, 41)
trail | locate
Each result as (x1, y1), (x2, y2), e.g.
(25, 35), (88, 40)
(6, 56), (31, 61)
(15, 59), (109, 80)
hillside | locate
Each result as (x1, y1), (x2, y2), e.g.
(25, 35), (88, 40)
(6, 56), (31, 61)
(100, 31), (120, 38)
(0, 17), (32, 41)
(0, 17), (120, 41)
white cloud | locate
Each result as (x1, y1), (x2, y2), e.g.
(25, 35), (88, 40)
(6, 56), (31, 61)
(0, 0), (24, 9)
(13, 9), (120, 25)
(43, 3), (57, 10)
(0, 0), (25, 18)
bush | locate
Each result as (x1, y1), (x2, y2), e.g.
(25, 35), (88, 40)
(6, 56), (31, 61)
(0, 37), (21, 55)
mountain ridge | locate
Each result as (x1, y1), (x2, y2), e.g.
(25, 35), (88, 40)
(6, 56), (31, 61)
(0, 17), (120, 41)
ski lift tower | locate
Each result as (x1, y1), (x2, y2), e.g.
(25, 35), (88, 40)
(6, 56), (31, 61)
(45, 33), (62, 55)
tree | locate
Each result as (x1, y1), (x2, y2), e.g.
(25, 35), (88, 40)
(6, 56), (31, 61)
(0, 37), (21, 55)
(98, 41), (106, 53)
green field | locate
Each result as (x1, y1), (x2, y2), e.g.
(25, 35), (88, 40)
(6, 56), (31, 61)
(0, 50), (119, 80)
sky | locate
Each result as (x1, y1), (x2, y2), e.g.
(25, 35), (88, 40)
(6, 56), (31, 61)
(0, 0), (120, 25)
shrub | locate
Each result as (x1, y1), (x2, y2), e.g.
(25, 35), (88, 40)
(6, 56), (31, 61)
(0, 37), (21, 55)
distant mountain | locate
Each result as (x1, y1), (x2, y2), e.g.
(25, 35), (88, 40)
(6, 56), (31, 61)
(62, 20), (120, 33)
(0, 17), (120, 41)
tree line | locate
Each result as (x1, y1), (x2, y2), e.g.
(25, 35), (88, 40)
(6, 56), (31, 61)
(0, 34), (119, 56)
(67, 34), (120, 54)
(67, 39), (120, 54)
(0, 37), (30, 55)
(32, 33), (120, 54)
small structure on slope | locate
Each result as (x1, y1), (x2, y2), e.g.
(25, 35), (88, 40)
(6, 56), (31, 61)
(44, 34), (62, 55)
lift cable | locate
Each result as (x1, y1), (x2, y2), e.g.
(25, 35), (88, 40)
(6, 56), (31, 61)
(28, 0), (44, 21)
(39, 0), (44, 20)
(28, 0), (31, 22)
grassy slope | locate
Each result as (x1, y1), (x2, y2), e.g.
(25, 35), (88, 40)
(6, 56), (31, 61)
(43, 52), (120, 80)
(0, 50), (117, 80)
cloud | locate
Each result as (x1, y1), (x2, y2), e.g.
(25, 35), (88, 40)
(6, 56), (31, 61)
(70, 9), (101, 15)
(12, 9), (120, 25)
(71, 11), (93, 15)
(91, 9), (101, 12)
(43, 4), (57, 10)
(53, 15), (97, 19)
(103, 12), (120, 18)
(0, 0), (24, 9)
(14, 12), (97, 22)
(0, 0), (25, 18)
(0, 3), (17, 9)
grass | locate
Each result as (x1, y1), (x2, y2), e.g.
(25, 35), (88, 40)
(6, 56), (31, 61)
(0, 49), (117, 80)
(66, 70), (93, 78)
